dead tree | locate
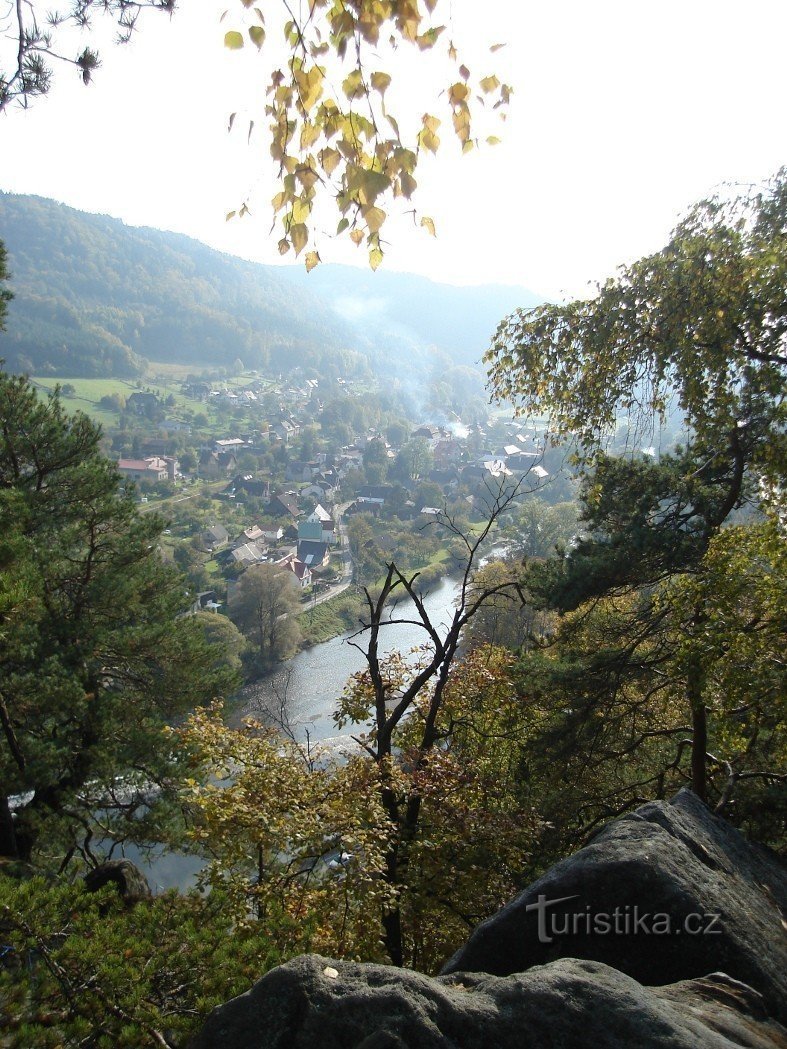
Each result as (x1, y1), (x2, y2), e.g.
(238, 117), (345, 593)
(346, 470), (546, 965)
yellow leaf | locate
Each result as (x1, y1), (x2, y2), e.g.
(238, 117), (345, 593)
(290, 223), (309, 255)
(305, 251), (321, 273)
(248, 25), (265, 48)
(350, 229), (364, 246)
(224, 31), (244, 50)
(421, 216), (436, 237)
(363, 206), (386, 234)
(278, 238), (290, 255)
(462, 139), (474, 154)
(319, 147), (342, 176)
(342, 69), (364, 101)
(369, 247), (384, 270)
(399, 171), (417, 199)
(371, 72), (392, 96)
(480, 75), (500, 93)
(486, 135), (501, 145)
(225, 210), (236, 221)
(448, 82), (469, 105)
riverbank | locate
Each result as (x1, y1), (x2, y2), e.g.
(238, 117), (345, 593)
(298, 587), (366, 647)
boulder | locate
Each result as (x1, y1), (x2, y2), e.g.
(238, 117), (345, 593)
(83, 859), (152, 904)
(188, 790), (787, 1047)
(443, 789), (787, 1022)
(188, 954), (787, 1049)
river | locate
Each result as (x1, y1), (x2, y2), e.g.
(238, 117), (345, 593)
(125, 575), (460, 890)
(236, 575), (460, 746)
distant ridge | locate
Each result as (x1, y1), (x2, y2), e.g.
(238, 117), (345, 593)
(0, 193), (541, 382)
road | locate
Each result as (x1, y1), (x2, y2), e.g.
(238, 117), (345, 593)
(310, 500), (354, 606)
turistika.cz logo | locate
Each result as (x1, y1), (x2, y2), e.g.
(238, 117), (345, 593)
(524, 894), (723, 944)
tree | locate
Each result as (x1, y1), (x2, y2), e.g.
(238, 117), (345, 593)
(0, 0), (174, 111)
(229, 564), (301, 666)
(484, 174), (787, 809)
(487, 170), (787, 509)
(0, 874), (287, 1047)
(334, 476), (542, 965)
(0, 369), (235, 865)
(194, 610), (249, 677)
(4, 3), (509, 269)
(396, 437), (433, 482)
(0, 242), (11, 325)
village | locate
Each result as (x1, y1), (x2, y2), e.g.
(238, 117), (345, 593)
(107, 371), (568, 644)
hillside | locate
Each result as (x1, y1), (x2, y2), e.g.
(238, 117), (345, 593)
(0, 194), (541, 385)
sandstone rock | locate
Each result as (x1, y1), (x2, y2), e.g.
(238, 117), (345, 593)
(443, 789), (787, 1022)
(188, 954), (787, 1049)
(83, 858), (152, 904)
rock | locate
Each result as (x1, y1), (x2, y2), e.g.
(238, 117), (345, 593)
(188, 954), (787, 1049)
(442, 789), (787, 1022)
(83, 859), (152, 904)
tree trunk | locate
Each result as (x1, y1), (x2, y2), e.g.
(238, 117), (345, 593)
(688, 655), (707, 802)
(0, 795), (19, 860)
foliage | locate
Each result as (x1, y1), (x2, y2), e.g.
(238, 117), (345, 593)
(223, 0), (511, 268)
(515, 469), (787, 848)
(0, 241), (11, 327)
(193, 611), (249, 676)
(299, 588), (365, 646)
(178, 642), (540, 974)
(462, 560), (549, 653)
(229, 563), (302, 666)
(0, 873), (284, 1048)
(484, 173), (787, 821)
(486, 169), (787, 506)
(343, 645), (540, 971)
(177, 705), (394, 962)
(0, 369), (235, 864)
(0, 0), (173, 111)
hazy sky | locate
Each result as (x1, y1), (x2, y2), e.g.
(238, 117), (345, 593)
(1, 0), (785, 299)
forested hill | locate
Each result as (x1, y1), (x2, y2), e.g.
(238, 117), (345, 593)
(0, 194), (360, 379)
(0, 193), (541, 382)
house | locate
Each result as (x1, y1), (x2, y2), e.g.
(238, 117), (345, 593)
(236, 525), (265, 546)
(296, 539), (329, 569)
(202, 524), (230, 552)
(260, 526), (284, 544)
(183, 381), (211, 401)
(117, 456), (177, 483)
(272, 419), (299, 444)
(231, 541), (267, 567)
(126, 392), (161, 417)
(214, 438), (247, 454)
(268, 494), (302, 520)
(227, 475), (272, 501)
(285, 461), (319, 483)
(505, 452), (542, 474)
(298, 518), (324, 543)
(357, 485), (396, 505)
(303, 504), (336, 544)
(276, 553), (312, 589)
(188, 590), (221, 615)
(200, 450), (237, 478)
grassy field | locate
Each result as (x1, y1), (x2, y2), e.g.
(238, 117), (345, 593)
(299, 590), (365, 647)
(30, 375), (221, 426)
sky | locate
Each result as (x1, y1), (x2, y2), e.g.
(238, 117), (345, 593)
(1, 0), (786, 300)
